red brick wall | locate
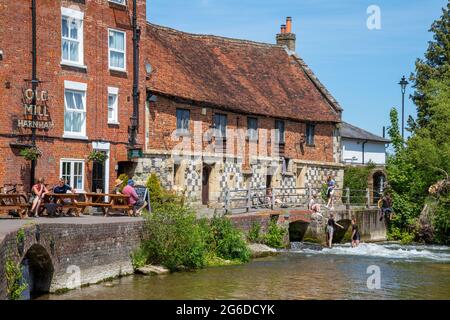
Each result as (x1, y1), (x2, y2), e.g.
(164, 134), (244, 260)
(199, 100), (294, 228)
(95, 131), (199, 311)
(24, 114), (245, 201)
(147, 96), (336, 164)
(0, 0), (147, 190)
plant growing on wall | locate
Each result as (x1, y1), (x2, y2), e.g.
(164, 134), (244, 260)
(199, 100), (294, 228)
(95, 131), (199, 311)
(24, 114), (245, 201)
(16, 228), (25, 256)
(87, 150), (108, 163)
(19, 147), (42, 161)
(5, 255), (27, 300)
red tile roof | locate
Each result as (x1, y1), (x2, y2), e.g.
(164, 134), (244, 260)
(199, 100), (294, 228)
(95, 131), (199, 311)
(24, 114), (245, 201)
(144, 23), (342, 123)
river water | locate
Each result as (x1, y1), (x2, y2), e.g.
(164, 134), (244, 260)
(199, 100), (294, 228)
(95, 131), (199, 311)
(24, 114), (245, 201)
(40, 243), (450, 300)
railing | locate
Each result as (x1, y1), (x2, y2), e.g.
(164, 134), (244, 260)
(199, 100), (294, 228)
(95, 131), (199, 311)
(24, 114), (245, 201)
(222, 186), (376, 214)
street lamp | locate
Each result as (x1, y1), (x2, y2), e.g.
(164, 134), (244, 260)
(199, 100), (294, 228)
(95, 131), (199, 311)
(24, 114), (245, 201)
(399, 75), (409, 139)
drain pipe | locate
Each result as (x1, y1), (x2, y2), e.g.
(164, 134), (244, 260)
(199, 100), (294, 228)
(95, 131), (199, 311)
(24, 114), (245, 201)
(129, 0), (141, 147)
(362, 140), (368, 165)
(30, 0), (38, 191)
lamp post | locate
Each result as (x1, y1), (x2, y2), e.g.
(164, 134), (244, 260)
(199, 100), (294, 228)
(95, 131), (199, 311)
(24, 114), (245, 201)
(399, 75), (409, 140)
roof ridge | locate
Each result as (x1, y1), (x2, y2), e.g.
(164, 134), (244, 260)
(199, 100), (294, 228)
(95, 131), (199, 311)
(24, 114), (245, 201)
(146, 22), (282, 49)
(341, 122), (391, 142)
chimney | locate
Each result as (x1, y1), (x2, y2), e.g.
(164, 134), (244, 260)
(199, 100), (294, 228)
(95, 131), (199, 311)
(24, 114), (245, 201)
(276, 17), (296, 52)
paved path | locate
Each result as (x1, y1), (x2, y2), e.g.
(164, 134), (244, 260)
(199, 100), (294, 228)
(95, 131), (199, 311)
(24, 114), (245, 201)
(0, 215), (143, 242)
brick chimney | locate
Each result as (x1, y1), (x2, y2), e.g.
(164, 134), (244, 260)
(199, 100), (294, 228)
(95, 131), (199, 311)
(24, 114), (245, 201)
(276, 17), (296, 52)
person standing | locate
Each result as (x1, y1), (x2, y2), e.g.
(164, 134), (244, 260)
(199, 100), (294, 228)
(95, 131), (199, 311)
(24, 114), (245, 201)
(122, 180), (147, 217)
(325, 176), (336, 210)
(351, 218), (361, 248)
(326, 213), (344, 248)
(31, 178), (50, 217)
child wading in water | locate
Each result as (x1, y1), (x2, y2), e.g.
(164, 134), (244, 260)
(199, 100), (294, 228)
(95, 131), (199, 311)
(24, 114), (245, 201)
(326, 213), (344, 248)
(351, 218), (361, 248)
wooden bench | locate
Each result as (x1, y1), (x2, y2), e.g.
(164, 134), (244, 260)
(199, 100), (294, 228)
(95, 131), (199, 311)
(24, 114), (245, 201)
(0, 194), (30, 219)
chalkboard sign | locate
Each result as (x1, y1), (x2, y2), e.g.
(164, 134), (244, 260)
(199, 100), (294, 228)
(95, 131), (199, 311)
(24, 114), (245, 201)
(134, 185), (152, 212)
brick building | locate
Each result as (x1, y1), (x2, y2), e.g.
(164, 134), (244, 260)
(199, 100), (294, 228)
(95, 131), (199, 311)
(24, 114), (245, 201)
(132, 19), (345, 207)
(0, 0), (147, 192)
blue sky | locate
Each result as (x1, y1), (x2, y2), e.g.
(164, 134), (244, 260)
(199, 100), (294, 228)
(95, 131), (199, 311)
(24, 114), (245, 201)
(146, 0), (447, 137)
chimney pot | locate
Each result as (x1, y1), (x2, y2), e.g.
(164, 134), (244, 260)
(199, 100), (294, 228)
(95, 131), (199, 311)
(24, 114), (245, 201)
(286, 17), (292, 33)
(281, 24), (286, 33)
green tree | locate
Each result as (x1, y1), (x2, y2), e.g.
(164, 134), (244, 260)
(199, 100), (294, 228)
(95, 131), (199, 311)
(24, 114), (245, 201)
(411, 3), (450, 129)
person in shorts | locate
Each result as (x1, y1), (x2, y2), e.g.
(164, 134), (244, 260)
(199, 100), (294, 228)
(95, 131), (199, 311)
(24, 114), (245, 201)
(351, 218), (361, 248)
(326, 213), (344, 248)
(325, 176), (336, 210)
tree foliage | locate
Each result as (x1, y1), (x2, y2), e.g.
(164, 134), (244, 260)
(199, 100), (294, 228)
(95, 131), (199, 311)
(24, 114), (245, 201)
(411, 3), (450, 129)
(387, 4), (450, 244)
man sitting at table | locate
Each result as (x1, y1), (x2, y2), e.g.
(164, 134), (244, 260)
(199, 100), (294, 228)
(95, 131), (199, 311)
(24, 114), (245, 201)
(53, 178), (78, 216)
(122, 179), (146, 217)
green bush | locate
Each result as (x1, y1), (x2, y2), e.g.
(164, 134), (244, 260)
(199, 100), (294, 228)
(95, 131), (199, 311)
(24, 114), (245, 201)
(139, 202), (207, 272)
(131, 246), (148, 270)
(343, 163), (375, 204)
(146, 173), (184, 207)
(5, 256), (27, 300)
(263, 220), (287, 249)
(208, 216), (250, 262)
(247, 221), (262, 243)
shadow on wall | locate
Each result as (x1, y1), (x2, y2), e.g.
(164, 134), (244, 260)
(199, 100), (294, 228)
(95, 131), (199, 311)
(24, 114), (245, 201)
(21, 244), (54, 299)
(289, 221), (309, 242)
(333, 219), (352, 243)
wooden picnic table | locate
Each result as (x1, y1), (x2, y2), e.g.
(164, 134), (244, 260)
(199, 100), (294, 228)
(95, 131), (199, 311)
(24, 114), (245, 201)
(42, 193), (82, 217)
(0, 194), (29, 219)
(78, 193), (132, 216)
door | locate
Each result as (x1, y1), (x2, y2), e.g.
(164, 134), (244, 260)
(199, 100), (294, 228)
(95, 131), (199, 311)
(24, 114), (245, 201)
(92, 161), (105, 193)
(202, 165), (212, 205)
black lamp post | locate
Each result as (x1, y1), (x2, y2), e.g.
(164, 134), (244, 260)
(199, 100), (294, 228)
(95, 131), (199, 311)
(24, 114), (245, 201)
(399, 75), (409, 139)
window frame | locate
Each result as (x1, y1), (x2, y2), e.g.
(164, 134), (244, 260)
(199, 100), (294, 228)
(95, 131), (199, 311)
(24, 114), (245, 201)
(60, 159), (85, 192)
(107, 87), (119, 124)
(306, 123), (316, 146)
(247, 117), (258, 142)
(63, 80), (87, 139)
(108, 0), (127, 5)
(176, 108), (190, 136)
(213, 113), (227, 139)
(61, 7), (84, 67)
(108, 28), (126, 72)
(275, 120), (285, 144)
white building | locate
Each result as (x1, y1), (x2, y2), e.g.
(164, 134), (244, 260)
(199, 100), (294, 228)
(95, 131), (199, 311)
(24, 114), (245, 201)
(341, 122), (390, 165)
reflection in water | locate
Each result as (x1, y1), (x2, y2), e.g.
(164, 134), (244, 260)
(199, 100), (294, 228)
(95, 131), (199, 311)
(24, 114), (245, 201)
(39, 243), (450, 300)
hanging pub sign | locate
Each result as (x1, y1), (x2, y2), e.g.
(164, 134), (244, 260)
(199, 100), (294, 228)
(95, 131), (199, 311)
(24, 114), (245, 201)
(17, 87), (54, 130)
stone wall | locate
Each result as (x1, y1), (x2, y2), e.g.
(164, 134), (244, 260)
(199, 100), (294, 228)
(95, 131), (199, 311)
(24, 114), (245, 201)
(0, 220), (144, 300)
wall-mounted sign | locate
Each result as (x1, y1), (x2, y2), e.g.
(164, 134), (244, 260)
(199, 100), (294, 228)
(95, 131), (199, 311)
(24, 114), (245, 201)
(17, 87), (54, 130)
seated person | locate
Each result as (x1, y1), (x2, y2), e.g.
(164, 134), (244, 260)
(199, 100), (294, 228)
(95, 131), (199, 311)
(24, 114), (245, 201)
(308, 193), (322, 217)
(31, 177), (50, 218)
(122, 179), (146, 217)
(53, 178), (78, 216)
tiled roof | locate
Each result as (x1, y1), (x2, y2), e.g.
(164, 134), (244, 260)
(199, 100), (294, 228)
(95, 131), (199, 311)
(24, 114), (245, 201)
(144, 23), (342, 123)
(341, 122), (391, 143)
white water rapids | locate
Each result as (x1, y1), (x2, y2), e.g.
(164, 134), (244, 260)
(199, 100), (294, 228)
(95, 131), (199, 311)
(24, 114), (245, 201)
(289, 242), (450, 262)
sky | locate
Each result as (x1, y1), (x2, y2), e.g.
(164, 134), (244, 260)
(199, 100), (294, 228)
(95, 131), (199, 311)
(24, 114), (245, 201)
(145, 0), (447, 138)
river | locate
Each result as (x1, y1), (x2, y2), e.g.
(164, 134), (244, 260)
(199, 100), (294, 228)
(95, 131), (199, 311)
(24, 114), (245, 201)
(39, 242), (450, 300)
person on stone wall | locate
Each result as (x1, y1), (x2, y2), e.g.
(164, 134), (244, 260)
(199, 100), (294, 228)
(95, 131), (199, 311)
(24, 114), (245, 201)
(325, 175), (336, 210)
(309, 192), (323, 217)
(30, 177), (50, 217)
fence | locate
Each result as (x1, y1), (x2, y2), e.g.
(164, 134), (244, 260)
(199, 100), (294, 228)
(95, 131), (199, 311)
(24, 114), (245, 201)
(222, 186), (376, 214)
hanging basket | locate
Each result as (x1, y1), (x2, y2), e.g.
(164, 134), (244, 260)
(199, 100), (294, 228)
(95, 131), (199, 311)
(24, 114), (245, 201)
(87, 150), (108, 163)
(19, 147), (42, 161)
